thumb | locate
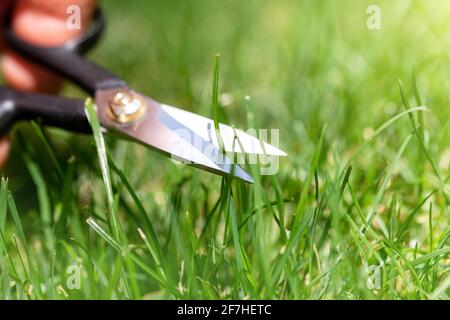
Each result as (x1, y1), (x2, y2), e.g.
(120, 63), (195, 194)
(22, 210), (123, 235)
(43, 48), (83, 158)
(2, 0), (97, 93)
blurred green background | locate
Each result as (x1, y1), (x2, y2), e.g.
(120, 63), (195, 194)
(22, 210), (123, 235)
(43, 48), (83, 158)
(5, 0), (450, 187)
(7, 0), (450, 214)
(0, 0), (449, 299)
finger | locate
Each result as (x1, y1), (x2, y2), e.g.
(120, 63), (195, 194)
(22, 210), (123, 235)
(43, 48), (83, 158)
(26, 0), (96, 20)
(2, 51), (64, 93)
(0, 137), (10, 168)
(1, 0), (97, 92)
(11, 0), (95, 46)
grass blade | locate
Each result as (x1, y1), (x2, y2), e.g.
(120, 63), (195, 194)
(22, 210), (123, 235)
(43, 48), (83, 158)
(85, 99), (121, 240)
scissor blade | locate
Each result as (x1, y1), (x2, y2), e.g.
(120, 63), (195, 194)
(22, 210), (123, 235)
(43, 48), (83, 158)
(161, 104), (287, 156)
(96, 89), (254, 183)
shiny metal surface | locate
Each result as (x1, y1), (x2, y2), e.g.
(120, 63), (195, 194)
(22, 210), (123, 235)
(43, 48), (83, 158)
(95, 88), (286, 182)
(160, 104), (287, 156)
(96, 88), (257, 183)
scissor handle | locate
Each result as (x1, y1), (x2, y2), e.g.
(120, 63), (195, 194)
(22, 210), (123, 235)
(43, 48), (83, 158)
(0, 87), (89, 135)
(3, 5), (126, 95)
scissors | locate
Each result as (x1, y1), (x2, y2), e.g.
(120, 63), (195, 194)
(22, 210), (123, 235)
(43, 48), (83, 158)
(0, 5), (286, 183)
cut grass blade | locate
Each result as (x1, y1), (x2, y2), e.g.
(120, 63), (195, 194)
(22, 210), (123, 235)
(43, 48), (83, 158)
(85, 99), (121, 240)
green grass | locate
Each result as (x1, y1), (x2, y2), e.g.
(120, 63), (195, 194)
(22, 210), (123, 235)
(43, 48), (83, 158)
(0, 0), (449, 299)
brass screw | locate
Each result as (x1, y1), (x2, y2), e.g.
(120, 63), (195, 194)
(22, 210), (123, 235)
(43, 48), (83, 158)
(108, 91), (146, 124)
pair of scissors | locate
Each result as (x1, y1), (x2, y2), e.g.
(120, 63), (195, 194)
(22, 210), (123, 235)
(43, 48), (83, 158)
(0, 4), (286, 183)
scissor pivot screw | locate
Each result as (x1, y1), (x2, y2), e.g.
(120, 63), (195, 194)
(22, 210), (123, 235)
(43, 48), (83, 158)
(108, 91), (146, 124)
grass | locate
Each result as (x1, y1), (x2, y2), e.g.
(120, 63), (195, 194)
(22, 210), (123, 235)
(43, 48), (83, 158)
(0, 0), (449, 299)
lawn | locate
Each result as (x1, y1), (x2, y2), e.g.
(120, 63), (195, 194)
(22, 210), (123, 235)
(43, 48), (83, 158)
(0, 0), (449, 299)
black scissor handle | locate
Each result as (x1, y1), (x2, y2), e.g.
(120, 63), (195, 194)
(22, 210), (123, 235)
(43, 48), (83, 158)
(3, 5), (126, 95)
(0, 87), (89, 135)
(4, 6), (105, 55)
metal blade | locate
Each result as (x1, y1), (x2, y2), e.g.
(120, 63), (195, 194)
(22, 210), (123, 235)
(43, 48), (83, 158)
(95, 88), (254, 183)
(161, 104), (287, 156)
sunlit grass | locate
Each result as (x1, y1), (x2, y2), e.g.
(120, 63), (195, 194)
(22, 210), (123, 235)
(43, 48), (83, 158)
(0, 0), (449, 299)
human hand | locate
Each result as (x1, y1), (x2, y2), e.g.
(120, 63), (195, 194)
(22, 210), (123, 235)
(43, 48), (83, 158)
(0, 0), (96, 167)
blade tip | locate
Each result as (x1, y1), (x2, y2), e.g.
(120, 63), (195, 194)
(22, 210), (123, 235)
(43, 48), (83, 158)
(242, 175), (255, 184)
(231, 165), (254, 184)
